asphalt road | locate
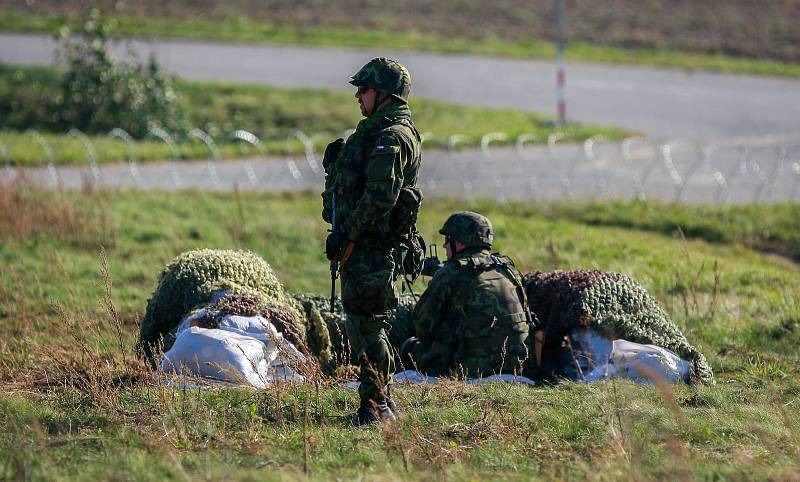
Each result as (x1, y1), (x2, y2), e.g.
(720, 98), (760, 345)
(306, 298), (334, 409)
(2, 32), (800, 141)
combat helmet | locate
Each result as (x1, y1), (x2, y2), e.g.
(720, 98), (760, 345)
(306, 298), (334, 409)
(350, 58), (411, 104)
(439, 211), (494, 249)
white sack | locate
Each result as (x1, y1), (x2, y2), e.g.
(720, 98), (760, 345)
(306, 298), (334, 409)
(163, 311), (307, 388)
(610, 339), (691, 384)
(567, 328), (690, 384)
(162, 326), (272, 388)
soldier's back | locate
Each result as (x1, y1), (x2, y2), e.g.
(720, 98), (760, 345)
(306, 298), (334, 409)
(450, 251), (531, 377)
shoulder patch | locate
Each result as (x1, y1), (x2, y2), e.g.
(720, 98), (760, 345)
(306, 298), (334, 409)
(373, 144), (400, 154)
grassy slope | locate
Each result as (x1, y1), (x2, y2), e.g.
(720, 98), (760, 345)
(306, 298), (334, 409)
(0, 1), (800, 77)
(0, 65), (628, 167)
(1, 184), (799, 480)
(542, 201), (800, 262)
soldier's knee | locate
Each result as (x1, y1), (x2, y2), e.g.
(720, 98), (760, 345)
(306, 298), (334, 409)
(363, 334), (391, 362)
(400, 336), (424, 369)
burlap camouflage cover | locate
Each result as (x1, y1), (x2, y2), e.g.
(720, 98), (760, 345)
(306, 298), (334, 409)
(524, 270), (714, 384)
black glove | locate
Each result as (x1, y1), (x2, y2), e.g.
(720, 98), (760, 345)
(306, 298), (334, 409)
(323, 138), (344, 173)
(325, 225), (349, 261)
(420, 256), (443, 277)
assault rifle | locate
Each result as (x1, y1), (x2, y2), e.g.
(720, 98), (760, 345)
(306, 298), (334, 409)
(329, 194), (338, 313)
(329, 194), (354, 312)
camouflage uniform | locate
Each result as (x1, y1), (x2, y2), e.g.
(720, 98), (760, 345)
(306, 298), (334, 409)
(406, 212), (539, 377)
(322, 58), (422, 407)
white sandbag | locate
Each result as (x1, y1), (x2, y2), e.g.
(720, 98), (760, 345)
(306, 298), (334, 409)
(564, 328), (690, 384)
(610, 339), (690, 384)
(216, 315), (307, 366)
(165, 311), (307, 387)
(218, 314), (277, 338)
(162, 326), (272, 388)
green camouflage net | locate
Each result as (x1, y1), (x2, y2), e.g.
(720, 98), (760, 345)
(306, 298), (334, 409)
(288, 293), (417, 371)
(524, 270), (714, 384)
(138, 252), (711, 384)
(138, 249), (303, 362)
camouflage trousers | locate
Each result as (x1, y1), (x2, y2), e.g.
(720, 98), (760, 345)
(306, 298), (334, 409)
(341, 244), (398, 403)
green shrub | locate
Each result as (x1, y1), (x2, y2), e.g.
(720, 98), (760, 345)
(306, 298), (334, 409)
(52, 9), (186, 137)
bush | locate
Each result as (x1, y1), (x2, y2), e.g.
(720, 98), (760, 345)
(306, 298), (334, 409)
(52, 9), (187, 137)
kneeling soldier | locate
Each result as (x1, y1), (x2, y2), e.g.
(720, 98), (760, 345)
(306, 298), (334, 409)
(402, 212), (542, 377)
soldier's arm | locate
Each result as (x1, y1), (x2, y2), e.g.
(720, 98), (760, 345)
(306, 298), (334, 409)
(412, 265), (457, 344)
(342, 133), (405, 238)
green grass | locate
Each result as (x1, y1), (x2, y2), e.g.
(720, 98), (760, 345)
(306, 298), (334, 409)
(1, 183), (799, 480)
(2, 11), (799, 78)
(0, 65), (628, 167)
(541, 201), (800, 262)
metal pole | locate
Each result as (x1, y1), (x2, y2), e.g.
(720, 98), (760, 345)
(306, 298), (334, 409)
(555, 0), (566, 126)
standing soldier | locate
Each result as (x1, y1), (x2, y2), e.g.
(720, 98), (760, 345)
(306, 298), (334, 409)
(322, 58), (422, 424)
(401, 212), (544, 378)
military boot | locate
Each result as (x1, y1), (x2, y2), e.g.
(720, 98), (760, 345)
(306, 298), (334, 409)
(386, 385), (398, 415)
(355, 399), (396, 426)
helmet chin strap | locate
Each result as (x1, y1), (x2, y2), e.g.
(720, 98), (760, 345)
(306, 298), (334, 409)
(369, 92), (391, 116)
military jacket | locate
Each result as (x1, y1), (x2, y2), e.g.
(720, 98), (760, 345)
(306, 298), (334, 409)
(322, 102), (421, 243)
(412, 247), (539, 377)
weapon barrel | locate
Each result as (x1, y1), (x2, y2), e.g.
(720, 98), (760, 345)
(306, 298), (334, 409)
(329, 193), (338, 313)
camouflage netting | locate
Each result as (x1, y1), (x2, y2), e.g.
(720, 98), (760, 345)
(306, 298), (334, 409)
(138, 250), (711, 384)
(289, 293), (417, 371)
(138, 249), (305, 363)
(523, 270), (714, 384)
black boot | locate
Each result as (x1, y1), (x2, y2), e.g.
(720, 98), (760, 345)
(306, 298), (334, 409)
(386, 385), (398, 414)
(355, 399), (396, 426)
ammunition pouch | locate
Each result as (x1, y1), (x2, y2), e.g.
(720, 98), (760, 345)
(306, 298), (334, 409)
(397, 232), (426, 282)
(390, 186), (426, 282)
(389, 186), (423, 236)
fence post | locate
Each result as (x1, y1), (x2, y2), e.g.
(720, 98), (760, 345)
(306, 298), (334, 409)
(188, 128), (222, 189)
(231, 129), (264, 188)
(448, 134), (472, 201)
(108, 128), (142, 188)
(0, 137), (11, 182)
(481, 132), (509, 203)
(583, 135), (611, 200)
(67, 128), (101, 185)
(25, 129), (58, 187)
(554, 0), (567, 126)
(515, 133), (540, 199)
(147, 125), (182, 188)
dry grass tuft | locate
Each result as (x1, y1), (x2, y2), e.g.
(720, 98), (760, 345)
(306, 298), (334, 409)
(0, 176), (115, 248)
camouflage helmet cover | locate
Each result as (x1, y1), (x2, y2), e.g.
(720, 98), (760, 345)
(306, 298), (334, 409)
(439, 211), (494, 248)
(350, 57), (411, 103)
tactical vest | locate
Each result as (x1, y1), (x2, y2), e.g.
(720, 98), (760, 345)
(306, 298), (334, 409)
(451, 253), (533, 377)
(334, 118), (422, 242)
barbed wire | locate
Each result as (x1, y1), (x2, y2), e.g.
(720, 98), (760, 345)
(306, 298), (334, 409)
(1, 127), (799, 204)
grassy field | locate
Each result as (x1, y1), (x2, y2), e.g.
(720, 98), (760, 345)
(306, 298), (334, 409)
(0, 65), (628, 167)
(1, 179), (799, 480)
(1, 2), (799, 78)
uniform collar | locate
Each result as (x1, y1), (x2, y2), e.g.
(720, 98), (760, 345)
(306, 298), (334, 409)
(451, 247), (490, 260)
(356, 102), (411, 134)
